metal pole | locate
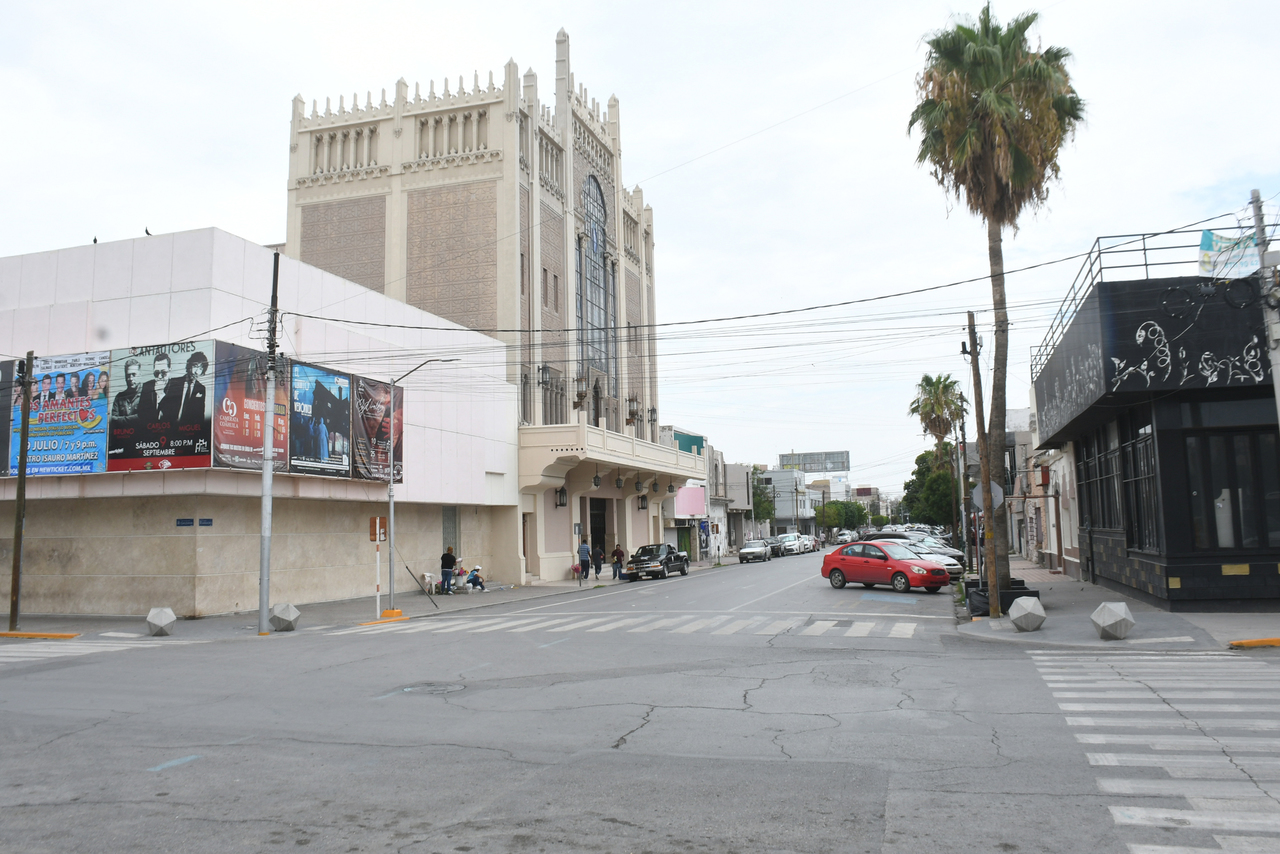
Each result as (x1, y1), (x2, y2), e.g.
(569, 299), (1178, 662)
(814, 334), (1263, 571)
(258, 253), (279, 636)
(967, 312), (1000, 616)
(387, 379), (396, 613)
(8, 351), (33, 632)
(1249, 190), (1280, 431)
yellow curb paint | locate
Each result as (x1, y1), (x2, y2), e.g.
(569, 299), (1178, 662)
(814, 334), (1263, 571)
(258, 632), (270, 636)
(359, 616), (409, 626)
(381, 609), (403, 618)
(0, 631), (80, 639)
(1229, 638), (1280, 649)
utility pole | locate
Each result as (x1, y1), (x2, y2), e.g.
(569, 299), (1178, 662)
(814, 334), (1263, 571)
(966, 312), (1000, 616)
(1249, 190), (1280, 429)
(957, 421), (970, 571)
(258, 253), (280, 636)
(8, 351), (33, 632)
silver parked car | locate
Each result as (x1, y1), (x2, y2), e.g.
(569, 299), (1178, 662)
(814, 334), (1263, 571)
(739, 540), (771, 563)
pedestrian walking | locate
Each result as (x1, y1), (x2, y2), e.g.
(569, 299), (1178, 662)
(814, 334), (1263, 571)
(591, 544), (604, 580)
(577, 538), (591, 581)
(610, 544), (626, 580)
(440, 546), (457, 594)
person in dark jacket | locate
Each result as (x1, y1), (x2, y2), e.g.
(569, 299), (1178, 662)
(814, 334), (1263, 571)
(611, 544), (626, 580)
(590, 544), (605, 580)
(440, 546), (457, 594)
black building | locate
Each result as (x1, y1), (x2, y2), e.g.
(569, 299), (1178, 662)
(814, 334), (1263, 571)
(1033, 241), (1279, 611)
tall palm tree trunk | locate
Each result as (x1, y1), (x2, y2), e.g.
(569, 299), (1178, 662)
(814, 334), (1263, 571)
(986, 218), (1011, 589)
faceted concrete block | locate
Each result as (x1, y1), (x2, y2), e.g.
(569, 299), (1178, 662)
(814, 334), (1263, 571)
(269, 603), (301, 632)
(1091, 601), (1135, 640)
(1009, 596), (1046, 632)
(146, 607), (177, 637)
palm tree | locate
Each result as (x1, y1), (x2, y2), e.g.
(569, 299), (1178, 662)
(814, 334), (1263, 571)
(909, 4), (1083, 587)
(909, 374), (965, 470)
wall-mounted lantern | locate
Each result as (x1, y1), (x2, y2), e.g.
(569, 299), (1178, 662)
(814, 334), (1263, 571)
(638, 495), (648, 510)
(555, 487), (568, 507)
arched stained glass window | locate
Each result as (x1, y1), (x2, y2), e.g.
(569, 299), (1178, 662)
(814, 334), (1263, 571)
(578, 176), (611, 384)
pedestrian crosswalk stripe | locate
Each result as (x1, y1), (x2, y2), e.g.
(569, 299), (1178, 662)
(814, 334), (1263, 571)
(509, 618), (575, 632)
(0, 638), (203, 666)
(713, 618), (763, 635)
(1034, 651), (1280, 850)
(673, 616), (730, 634)
(629, 616), (695, 633)
(548, 618), (611, 632)
(587, 617), (652, 632)
(324, 614), (931, 640)
(1110, 807), (1280, 833)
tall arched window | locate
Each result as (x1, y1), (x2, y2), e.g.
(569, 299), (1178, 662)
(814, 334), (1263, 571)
(578, 176), (612, 388)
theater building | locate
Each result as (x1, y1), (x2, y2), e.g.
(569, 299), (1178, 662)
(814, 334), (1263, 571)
(281, 29), (703, 581)
(1032, 229), (1280, 610)
(0, 228), (519, 616)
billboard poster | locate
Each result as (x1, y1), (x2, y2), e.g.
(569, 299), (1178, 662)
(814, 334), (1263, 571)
(352, 376), (403, 483)
(0, 359), (11, 474)
(107, 341), (214, 471)
(212, 342), (289, 471)
(1199, 230), (1259, 278)
(289, 362), (351, 477)
(11, 351), (111, 475)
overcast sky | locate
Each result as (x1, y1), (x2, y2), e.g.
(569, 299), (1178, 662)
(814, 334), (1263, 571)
(3, 1), (1278, 496)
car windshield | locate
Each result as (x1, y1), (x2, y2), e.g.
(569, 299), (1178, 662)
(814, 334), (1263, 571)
(744, 541), (766, 548)
(881, 543), (921, 561)
(634, 545), (662, 558)
(779, 534), (797, 541)
(921, 537), (944, 548)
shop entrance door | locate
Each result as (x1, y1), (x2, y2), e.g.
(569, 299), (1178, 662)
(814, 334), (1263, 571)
(589, 498), (607, 550)
(677, 526), (692, 555)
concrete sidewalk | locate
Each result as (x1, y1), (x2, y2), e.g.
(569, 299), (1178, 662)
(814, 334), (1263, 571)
(0, 559), (727, 643)
(956, 556), (1279, 651)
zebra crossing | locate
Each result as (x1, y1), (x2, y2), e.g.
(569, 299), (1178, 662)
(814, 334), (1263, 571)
(0, 636), (203, 667)
(1030, 649), (1280, 853)
(327, 612), (928, 639)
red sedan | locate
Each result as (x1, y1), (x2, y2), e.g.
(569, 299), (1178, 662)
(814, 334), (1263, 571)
(821, 540), (951, 593)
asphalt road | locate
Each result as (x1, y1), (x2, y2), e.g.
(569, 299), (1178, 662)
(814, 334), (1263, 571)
(2, 553), (1278, 853)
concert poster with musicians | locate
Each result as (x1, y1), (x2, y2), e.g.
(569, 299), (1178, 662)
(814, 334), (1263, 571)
(106, 341), (214, 471)
(288, 362), (352, 478)
(212, 342), (289, 471)
(10, 351), (111, 475)
(352, 376), (403, 483)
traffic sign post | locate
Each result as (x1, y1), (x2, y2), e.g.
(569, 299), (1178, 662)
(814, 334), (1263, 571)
(370, 516), (387, 617)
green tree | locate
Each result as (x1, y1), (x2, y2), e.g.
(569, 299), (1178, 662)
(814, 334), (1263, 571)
(908, 374), (965, 470)
(902, 445), (959, 527)
(870, 515), (889, 528)
(750, 466), (775, 523)
(909, 4), (1083, 586)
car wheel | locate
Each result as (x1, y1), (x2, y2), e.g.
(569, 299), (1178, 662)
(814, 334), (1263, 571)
(680, 563), (688, 576)
(829, 569), (846, 589)
(924, 586), (941, 593)
(659, 567), (668, 579)
(891, 573), (910, 594)
(861, 582), (876, 589)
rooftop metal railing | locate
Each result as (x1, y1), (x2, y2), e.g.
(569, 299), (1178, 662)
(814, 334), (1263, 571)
(1029, 224), (1261, 381)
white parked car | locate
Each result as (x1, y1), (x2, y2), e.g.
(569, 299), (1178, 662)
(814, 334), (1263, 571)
(778, 533), (803, 555)
(739, 540), (772, 563)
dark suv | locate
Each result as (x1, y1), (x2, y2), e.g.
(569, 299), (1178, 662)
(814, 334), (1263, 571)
(625, 544), (690, 580)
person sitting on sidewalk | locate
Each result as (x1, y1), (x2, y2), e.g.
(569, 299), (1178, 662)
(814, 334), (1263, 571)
(466, 566), (486, 592)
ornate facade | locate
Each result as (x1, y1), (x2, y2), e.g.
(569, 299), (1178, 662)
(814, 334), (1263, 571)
(283, 30), (701, 580)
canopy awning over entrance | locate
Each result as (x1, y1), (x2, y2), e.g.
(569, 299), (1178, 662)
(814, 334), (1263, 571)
(519, 419), (705, 493)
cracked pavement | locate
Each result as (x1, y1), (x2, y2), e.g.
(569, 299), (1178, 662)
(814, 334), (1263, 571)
(3, 552), (1273, 853)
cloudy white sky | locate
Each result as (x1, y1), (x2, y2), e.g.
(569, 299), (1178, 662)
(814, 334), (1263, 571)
(3, 1), (1278, 496)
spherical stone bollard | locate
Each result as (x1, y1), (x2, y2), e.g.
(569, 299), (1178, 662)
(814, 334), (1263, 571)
(146, 607), (177, 637)
(269, 603), (301, 632)
(1008, 596), (1046, 632)
(1090, 601), (1135, 640)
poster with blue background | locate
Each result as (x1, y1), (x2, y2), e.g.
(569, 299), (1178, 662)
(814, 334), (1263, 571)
(11, 351), (111, 475)
(288, 362), (351, 477)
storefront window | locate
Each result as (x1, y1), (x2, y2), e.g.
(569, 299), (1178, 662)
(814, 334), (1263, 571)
(1185, 430), (1280, 551)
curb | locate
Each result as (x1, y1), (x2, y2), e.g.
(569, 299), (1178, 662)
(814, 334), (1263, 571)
(1228, 638), (1280, 649)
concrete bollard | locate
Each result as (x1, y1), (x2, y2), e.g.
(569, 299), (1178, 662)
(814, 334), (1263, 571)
(269, 603), (301, 632)
(1091, 601), (1135, 640)
(1009, 596), (1046, 632)
(146, 607), (177, 637)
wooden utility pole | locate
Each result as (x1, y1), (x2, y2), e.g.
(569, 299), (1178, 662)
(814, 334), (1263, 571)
(9, 351), (33, 632)
(966, 313), (1001, 617)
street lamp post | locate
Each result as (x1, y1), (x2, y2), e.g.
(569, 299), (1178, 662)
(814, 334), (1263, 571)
(386, 356), (458, 614)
